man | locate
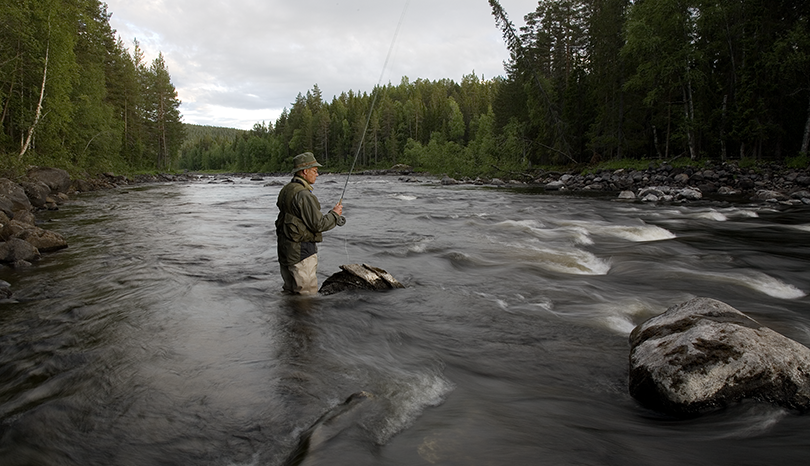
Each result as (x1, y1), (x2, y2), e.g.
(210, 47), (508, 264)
(276, 152), (346, 295)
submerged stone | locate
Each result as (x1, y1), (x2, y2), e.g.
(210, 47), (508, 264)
(283, 391), (376, 466)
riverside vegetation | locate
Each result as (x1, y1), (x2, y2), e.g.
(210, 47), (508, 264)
(2, 1), (807, 185)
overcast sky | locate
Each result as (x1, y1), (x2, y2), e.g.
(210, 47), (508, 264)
(103, 0), (539, 130)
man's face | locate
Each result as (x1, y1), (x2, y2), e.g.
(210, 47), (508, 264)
(302, 167), (318, 184)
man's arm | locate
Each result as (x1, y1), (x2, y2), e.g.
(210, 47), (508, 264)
(297, 192), (345, 233)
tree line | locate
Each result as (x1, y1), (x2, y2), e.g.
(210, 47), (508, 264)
(4, 1), (806, 179)
(0, 0), (183, 176)
(491, 0), (809, 166)
(180, 76), (506, 177)
(183, 0), (809, 177)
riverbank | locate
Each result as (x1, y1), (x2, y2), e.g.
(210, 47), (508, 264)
(432, 161), (810, 206)
(67, 160), (810, 207)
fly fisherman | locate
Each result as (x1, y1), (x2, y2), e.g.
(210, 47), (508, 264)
(276, 152), (346, 295)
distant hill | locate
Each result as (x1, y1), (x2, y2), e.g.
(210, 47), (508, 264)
(182, 124), (245, 149)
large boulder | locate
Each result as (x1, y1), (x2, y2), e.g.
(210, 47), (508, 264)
(0, 238), (41, 264)
(21, 180), (51, 208)
(629, 297), (810, 415)
(0, 178), (33, 213)
(27, 167), (71, 193)
(0, 197), (13, 219)
(319, 264), (404, 295)
(1, 220), (68, 252)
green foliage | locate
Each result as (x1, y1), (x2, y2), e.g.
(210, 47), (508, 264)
(786, 154), (809, 169)
(0, 0), (184, 176)
(482, 0), (810, 171)
(12, 0), (801, 179)
(179, 76), (503, 176)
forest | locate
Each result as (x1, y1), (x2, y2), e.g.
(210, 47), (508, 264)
(0, 0), (183, 177)
(2, 1), (808, 179)
(181, 0), (810, 177)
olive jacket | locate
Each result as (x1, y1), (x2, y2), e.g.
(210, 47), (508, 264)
(275, 176), (346, 267)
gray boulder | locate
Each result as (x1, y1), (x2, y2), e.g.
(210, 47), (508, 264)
(320, 263), (404, 295)
(0, 238), (41, 263)
(0, 178), (33, 213)
(629, 297), (810, 415)
(27, 167), (71, 193)
(0, 197), (13, 219)
(676, 187), (703, 201)
(21, 180), (51, 208)
(751, 190), (787, 202)
(673, 173), (689, 184)
(2, 220), (68, 252)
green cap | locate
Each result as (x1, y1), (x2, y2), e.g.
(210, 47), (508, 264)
(292, 152), (322, 173)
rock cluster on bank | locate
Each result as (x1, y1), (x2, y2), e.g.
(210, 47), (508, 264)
(0, 168), (74, 269)
(629, 297), (810, 415)
(434, 162), (810, 205)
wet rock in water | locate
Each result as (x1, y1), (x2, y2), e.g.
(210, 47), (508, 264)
(319, 263), (404, 295)
(751, 190), (788, 202)
(0, 238), (41, 264)
(441, 175), (459, 185)
(2, 220), (68, 252)
(629, 297), (810, 415)
(0, 280), (11, 299)
(283, 391), (376, 466)
(676, 187), (702, 201)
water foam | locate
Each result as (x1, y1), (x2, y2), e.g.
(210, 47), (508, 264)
(598, 300), (656, 335)
(408, 238), (433, 253)
(475, 292), (510, 311)
(599, 224), (676, 242)
(708, 406), (788, 439)
(370, 368), (455, 445)
(730, 209), (759, 219)
(496, 220), (593, 245)
(516, 242), (611, 275)
(694, 210), (729, 221)
(741, 271), (807, 299)
(788, 224), (810, 233)
(559, 220), (675, 242)
(604, 315), (637, 334)
(673, 267), (805, 299)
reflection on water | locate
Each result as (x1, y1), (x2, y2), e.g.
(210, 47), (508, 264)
(1, 176), (809, 465)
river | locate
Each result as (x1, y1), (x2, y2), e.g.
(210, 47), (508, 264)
(1, 174), (809, 465)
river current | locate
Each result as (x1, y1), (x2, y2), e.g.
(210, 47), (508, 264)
(1, 174), (809, 465)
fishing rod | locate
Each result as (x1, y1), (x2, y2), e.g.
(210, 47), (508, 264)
(338, 0), (411, 205)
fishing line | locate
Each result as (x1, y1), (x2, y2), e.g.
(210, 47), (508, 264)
(339, 0), (411, 204)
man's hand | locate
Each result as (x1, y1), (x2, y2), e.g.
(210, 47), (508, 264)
(333, 202), (343, 216)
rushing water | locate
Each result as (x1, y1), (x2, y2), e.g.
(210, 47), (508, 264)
(1, 174), (810, 465)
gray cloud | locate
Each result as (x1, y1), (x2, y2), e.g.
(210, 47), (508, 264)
(105, 0), (538, 129)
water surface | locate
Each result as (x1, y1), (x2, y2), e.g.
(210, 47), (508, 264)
(1, 175), (809, 465)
